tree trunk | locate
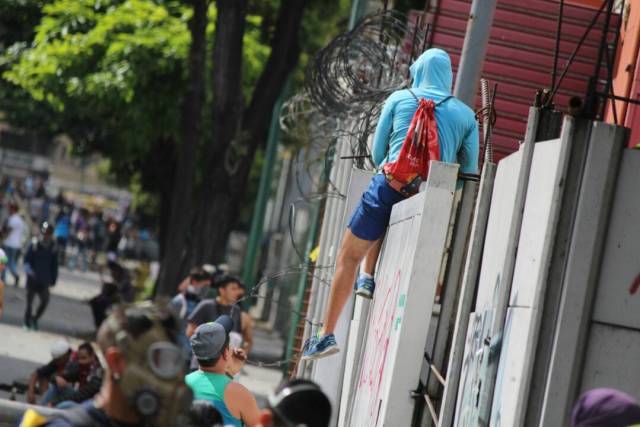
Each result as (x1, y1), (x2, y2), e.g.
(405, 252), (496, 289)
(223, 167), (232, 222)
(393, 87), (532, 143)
(189, 0), (308, 276)
(189, 0), (248, 265)
(155, 0), (208, 296)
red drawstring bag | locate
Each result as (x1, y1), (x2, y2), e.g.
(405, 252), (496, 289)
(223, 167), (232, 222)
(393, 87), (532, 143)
(383, 93), (452, 196)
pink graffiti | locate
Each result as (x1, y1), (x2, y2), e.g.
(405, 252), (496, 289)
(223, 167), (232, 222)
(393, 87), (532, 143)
(630, 272), (640, 295)
(356, 268), (402, 424)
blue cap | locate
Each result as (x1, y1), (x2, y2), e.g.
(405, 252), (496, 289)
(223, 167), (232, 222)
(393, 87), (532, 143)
(190, 315), (233, 360)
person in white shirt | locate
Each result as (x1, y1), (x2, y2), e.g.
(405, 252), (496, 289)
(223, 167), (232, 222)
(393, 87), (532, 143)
(3, 203), (25, 287)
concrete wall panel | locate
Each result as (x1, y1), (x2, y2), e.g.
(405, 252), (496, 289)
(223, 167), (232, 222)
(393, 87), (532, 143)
(349, 162), (458, 427)
(580, 322), (640, 397)
(592, 150), (640, 330)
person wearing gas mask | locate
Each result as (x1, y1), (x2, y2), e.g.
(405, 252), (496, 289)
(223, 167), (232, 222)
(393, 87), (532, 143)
(23, 221), (59, 331)
(170, 266), (212, 365)
(19, 301), (193, 427)
(171, 267), (212, 319)
(257, 379), (331, 427)
(186, 315), (260, 427)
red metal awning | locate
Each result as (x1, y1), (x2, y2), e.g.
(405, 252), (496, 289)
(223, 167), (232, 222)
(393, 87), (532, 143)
(411, 0), (620, 160)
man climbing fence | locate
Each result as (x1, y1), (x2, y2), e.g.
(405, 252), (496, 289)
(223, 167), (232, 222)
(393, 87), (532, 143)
(302, 48), (479, 360)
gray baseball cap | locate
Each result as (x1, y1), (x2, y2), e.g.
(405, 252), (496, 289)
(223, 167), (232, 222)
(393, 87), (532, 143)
(190, 315), (233, 360)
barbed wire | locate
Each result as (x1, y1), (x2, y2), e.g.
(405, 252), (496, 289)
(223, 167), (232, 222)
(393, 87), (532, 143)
(305, 10), (417, 116)
(279, 9), (429, 179)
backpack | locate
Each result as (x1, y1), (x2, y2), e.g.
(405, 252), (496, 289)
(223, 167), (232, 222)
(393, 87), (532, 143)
(176, 293), (200, 319)
(382, 91), (452, 196)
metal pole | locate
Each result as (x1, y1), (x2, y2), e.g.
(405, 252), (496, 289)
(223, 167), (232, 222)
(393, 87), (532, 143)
(348, 0), (368, 31)
(453, 0), (498, 107)
(242, 84), (289, 291)
(438, 163), (496, 427)
(283, 199), (321, 371)
(285, 0), (369, 371)
(551, 0), (564, 93)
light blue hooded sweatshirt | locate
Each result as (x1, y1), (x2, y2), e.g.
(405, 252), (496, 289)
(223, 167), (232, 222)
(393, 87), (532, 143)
(371, 48), (479, 174)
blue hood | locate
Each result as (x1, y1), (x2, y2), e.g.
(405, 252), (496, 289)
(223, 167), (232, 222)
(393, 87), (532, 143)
(409, 48), (453, 95)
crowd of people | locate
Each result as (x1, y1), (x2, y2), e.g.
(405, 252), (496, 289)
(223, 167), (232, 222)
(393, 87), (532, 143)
(0, 173), (158, 276)
(0, 173), (160, 329)
(17, 298), (640, 427)
(18, 301), (333, 427)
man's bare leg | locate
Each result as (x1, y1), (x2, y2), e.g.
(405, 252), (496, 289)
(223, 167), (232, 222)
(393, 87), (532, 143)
(362, 237), (383, 276)
(322, 229), (374, 335)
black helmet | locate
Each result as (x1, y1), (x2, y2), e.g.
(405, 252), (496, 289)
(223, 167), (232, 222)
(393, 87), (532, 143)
(41, 221), (54, 235)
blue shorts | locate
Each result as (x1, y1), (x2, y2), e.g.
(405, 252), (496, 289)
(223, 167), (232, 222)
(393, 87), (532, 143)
(347, 174), (406, 241)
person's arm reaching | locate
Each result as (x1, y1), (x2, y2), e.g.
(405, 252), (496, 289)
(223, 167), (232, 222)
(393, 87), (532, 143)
(458, 119), (480, 175)
(240, 312), (253, 353)
(226, 382), (261, 427)
(186, 322), (198, 338)
(177, 276), (190, 293)
(371, 96), (396, 168)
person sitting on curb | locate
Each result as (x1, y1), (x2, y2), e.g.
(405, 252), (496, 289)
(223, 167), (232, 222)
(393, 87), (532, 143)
(185, 315), (260, 427)
(27, 340), (72, 404)
(47, 342), (104, 409)
(302, 48), (479, 360)
(258, 379), (332, 427)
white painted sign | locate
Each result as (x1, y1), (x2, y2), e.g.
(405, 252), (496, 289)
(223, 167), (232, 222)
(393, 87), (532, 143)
(592, 150), (640, 330)
(454, 141), (533, 426)
(491, 121), (573, 426)
(348, 162), (458, 427)
(311, 169), (373, 427)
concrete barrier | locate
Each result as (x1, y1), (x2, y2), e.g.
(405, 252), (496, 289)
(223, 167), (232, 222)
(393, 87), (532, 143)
(0, 398), (64, 425)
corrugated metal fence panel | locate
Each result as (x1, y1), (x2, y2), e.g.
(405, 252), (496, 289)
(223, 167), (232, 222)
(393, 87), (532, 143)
(606, 1), (640, 128)
(413, 0), (619, 160)
(625, 51), (640, 147)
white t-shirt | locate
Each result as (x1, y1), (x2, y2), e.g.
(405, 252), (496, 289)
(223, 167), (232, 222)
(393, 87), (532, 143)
(4, 213), (25, 249)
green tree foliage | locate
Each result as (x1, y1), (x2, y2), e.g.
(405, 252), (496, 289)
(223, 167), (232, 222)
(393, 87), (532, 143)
(2, 0), (350, 293)
(3, 0), (268, 184)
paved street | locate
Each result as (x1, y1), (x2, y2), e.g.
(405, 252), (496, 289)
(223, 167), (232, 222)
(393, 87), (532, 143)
(0, 267), (284, 408)
(0, 268), (100, 402)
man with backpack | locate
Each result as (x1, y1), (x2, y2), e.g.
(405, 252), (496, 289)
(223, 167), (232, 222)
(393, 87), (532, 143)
(169, 266), (212, 364)
(302, 48), (479, 360)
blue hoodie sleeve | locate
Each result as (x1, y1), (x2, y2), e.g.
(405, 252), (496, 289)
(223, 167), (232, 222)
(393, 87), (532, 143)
(372, 96), (395, 168)
(458, 120), (480, 174)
